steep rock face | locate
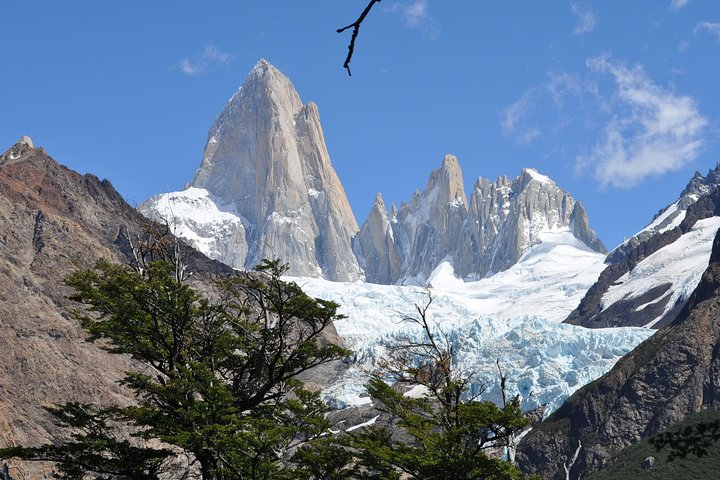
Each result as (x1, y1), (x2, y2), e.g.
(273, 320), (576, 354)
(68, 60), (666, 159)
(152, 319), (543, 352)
(145, 59), (362, 281)
(0, 139), (235, 451)
(391, 155), (477, 282)
(566, 164), (720, 329)
(518, 226), (720, 480)
(477, 169), (603, 276)
(356, 161), (606, 284)
(353, 194), (401, 285)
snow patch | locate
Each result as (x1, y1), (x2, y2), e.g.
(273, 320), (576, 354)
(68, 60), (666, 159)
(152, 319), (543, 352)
(403, 385), (430, 398)
(346, 415), (379, 432)
(139, 187), (248, 268)
(601, 216), (720, 322)
(524, 168), (554, 185)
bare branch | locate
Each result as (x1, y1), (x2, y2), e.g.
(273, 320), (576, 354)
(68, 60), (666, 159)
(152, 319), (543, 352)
(496, 358), (508, 407)
(337, 0), (383, 76)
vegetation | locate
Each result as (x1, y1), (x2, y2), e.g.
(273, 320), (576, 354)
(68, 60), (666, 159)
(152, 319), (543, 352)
(0, 230), (348, 479)
(1, 230), (537, 479)
(586, 408), (720, 480)
(298, 293), (536, 480)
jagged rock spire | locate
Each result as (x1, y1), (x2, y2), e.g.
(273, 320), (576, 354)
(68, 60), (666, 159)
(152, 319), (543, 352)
(355, 157), (606, 284)
(150, 60), (362, 281)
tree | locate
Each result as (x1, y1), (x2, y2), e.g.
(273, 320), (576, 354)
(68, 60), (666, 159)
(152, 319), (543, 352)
(1, 227), (349, 479)
(297, 293), (535, 480)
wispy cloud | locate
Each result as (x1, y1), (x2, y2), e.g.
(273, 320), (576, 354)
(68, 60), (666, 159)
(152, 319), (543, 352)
(178, 45), (234, 76)
(386, 0), (439, 38)
(501, 89), (542, 144)
(570, 2), (597, 35)
(694, 21), (720, 42)
(670, 0), (689, 11)
(579, 55), (707, 188)
(546, 72), (596, 106)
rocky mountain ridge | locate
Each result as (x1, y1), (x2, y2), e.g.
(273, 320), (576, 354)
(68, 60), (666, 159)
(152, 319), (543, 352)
(518, 224), (720, 479)
(143, 60), (606, 285)
(354, 157), (606, 284)
(0, 138), (235, 450)
(566, 163), (720, 329)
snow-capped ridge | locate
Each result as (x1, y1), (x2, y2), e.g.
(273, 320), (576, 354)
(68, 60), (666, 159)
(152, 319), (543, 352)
(609, 162), (720, 262)
(356, 159), (605, 285)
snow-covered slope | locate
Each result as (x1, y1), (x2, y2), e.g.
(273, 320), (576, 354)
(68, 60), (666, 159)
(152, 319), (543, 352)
(141, 187), (249, 269)
(567, 164), (720, 329)
(608, 163), (720, 264)
(289, 230), (652, 415)
(600, 216), (720, 328)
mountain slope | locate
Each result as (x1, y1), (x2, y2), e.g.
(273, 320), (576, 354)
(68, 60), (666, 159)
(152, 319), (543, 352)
(142, 59), (362, 281)
(0, 138), (233, 451)
(566, 164), (720, 329)
(518, 225), (720, 479)
(293, 230), (650, 415)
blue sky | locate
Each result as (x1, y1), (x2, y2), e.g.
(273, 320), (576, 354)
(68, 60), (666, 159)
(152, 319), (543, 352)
(1, 1), (719, 249)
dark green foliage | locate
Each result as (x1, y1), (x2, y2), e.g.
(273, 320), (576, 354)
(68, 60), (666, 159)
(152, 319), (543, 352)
(0, 230), (348, 480)
(0, 403), (172, 479)
(650, 414), (720, 460)
(347, 377), (527, 480)
(586, 408), (720, 480)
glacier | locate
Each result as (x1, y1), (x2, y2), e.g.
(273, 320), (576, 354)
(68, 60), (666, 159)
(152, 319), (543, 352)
(289, 229), (654, 415)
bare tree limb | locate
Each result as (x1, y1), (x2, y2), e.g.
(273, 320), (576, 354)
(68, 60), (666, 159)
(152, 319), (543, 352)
(337, 0), (383, 76)
(496, 358), (508, 407)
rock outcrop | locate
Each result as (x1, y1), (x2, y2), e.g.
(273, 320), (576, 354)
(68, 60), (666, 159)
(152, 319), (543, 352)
(355, 160), (606, 284)
(518, 226), (720, 479)
(143, 59), (362, 281)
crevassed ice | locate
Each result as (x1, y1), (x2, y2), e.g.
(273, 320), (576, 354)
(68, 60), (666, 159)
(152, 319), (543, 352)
(289, 228), (654, 415)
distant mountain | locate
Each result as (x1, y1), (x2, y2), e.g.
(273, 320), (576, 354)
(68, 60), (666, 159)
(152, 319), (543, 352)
(354, 156), (606, 284)
(142, 59), (363, 281)
(517, 225), (720, 479)
(566, 164), (720, 329)
(143, 60), (606, 285)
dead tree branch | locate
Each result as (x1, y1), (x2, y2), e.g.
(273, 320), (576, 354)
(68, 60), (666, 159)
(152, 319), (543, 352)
(337, 0), (382, 76)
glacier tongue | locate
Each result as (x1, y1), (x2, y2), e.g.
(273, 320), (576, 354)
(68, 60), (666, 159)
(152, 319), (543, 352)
(289, 231), (653, 414)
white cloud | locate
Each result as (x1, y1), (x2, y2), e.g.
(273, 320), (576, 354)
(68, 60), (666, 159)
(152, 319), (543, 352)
(546, 72), (590, 106)
(579, 55), (707, 188)
(670, 0), (689, 11)
(386, 0), (439, 37)
(404, 0), (429, 27)
(694, 21), (720, 42)
(178, 45), (234, 76)
(571, 3), (597, 35)
(501, 89), (542, 144)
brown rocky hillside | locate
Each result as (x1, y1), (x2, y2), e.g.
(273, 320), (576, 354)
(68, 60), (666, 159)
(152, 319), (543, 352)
(518, 224), (720, 479)
(0, 137), (234, 453)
